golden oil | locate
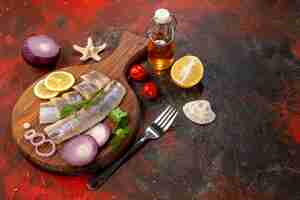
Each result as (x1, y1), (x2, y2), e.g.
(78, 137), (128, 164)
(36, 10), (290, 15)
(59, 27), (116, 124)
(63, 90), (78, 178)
(147, 9), (177, 71)
(148, 38), (175, 70)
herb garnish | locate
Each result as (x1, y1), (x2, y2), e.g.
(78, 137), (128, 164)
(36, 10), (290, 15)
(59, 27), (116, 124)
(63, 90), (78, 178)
(110, 127), (130, 150)
(59, 90), (103, 119)
(109, 108), (128, 127)
(109, 107), (130, 150)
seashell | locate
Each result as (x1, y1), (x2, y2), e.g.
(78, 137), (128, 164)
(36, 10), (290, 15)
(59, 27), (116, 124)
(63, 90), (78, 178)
(183, 100), (216, 125)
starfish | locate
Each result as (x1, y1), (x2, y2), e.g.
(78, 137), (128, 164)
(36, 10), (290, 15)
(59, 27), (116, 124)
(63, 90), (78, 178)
(73, 37), (107, 62)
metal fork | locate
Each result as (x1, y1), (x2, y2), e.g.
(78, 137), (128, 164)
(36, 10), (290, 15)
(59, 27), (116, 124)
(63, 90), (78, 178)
(87, 105), (178, 190)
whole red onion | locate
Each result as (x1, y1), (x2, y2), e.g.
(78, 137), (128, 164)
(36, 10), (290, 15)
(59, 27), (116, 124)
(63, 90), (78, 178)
(21, 35), (61, 68)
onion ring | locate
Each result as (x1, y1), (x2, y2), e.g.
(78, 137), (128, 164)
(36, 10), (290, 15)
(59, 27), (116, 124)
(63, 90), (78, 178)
(35, 139), (56, 157)
(24, 129), (37, 140)
(30, 133), (46, 146)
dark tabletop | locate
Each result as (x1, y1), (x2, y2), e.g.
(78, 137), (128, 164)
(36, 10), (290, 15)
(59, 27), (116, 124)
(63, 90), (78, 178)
(2, 0), (300, 199)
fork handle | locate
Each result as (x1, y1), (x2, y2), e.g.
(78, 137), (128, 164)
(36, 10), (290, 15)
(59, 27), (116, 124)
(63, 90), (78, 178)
(87, 137), (148, 190)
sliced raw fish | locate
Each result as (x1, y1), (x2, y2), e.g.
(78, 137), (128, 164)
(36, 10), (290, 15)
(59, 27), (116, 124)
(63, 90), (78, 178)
(50, 97), (68, 111)
(81, 70), (110, 90)
(44, 81), (126, 144)
(62, 91), (83, 105)
(39, 102), (60, 124)
(73, 80), (99, 99)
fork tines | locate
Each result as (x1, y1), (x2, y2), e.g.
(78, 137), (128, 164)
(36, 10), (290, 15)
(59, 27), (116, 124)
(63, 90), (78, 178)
(154, 105), (178, 132)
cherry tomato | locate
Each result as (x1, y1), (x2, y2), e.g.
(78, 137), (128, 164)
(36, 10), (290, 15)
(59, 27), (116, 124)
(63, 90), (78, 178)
(142, 82), (158, 99)
(129, 64), (147, 81)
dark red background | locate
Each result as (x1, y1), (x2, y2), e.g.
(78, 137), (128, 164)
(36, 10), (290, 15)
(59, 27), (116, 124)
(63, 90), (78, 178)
(2, 0), (300, 199)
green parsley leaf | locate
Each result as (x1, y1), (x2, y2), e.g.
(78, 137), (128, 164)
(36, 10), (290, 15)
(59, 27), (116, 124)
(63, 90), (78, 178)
(109, 108), (128, 127)
(115, 127), (129, 136)
(60, 105), (77, 118)
(109, 108), (130, 151)
(110, 127), (130, 150)
(59, 90), (104, 119)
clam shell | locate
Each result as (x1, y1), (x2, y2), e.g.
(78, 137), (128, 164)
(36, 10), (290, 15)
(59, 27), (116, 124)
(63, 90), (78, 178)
(183, 100), (216, 125)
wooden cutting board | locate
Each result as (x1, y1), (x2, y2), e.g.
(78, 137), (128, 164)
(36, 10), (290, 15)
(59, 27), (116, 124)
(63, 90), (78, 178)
(11, 31), (148, 174)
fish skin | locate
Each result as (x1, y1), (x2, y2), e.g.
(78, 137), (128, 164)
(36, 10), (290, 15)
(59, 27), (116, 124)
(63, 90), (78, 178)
(44, 81), (126, 144)
(73, 80), (99, 100)
(62, 91), (83, 105)
(50, 97), (69, 111)
(81, 70), (111, 90)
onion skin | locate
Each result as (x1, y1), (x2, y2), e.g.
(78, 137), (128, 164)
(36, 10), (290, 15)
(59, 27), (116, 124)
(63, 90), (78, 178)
(60, 135), (98, 167)
(85, 123), (111, 147)
(21, 35), (61, 68)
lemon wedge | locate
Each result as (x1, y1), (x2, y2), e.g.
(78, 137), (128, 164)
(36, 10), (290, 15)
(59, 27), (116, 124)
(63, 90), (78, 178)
(44, 71), (75, 92)
(170, 55), (204, 88)
(33, 79), (59, 99)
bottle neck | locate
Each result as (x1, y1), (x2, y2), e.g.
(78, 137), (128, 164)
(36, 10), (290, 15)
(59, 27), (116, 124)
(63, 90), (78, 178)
(148, 18), (176, 44)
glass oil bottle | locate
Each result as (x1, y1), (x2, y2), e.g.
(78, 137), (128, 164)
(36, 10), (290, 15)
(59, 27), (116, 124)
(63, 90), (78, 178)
(146, 9), (177, 71)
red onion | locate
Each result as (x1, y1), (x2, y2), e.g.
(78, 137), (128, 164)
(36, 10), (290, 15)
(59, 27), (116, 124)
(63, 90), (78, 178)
(29, 133), (46, 146)
(21, 35), (61, 67)
(85, 123), (111, 147)
(24, 129), (37, 140)
(35, 139), (56, 158)
(60, 135), (98, 167)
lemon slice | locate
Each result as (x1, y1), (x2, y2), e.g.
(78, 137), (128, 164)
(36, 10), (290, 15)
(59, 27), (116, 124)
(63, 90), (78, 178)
(34, 79), (59, 99)
(171, 55), (204, 88)
(44, 71), (75, 92)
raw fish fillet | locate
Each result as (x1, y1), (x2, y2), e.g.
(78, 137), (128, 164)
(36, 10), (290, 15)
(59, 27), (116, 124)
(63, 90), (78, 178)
(39, 102), (60, 124)
(44, 81), (126, 144)
(62, 91), (83, 105)
(81, 70), (110, 90)
(50, 97), (68, 111)
(73, 80), (99, 99)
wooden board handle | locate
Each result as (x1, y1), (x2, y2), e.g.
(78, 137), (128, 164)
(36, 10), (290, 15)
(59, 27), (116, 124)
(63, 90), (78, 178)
(96, 31), (148, 77)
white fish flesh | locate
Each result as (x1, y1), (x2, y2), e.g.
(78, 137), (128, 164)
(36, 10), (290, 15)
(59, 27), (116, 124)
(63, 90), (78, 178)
(62, 91), (83, 105)
(81, 70), (110, 90)
(40, 98), (66, 125)
(44, 81), (126, 144)
(73, 80), (99, 99)
(39, 102), (60, 124)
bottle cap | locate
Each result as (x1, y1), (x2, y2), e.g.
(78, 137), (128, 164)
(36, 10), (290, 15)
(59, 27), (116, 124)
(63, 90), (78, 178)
(154, 9), (171, 24)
